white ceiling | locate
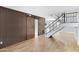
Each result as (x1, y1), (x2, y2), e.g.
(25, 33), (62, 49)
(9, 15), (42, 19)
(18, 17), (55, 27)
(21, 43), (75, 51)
(4, 6), (79, 18)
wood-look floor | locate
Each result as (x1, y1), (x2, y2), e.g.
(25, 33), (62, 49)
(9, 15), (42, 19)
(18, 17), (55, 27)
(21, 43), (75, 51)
(0, 32), (79, 52)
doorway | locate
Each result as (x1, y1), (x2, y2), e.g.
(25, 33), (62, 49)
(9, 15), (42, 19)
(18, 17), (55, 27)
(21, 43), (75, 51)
(35, 19), (38, 38)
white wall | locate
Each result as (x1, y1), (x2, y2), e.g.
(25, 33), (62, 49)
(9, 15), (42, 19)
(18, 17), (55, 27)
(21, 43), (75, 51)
(45, 16), (55, 26)
(76, 12), (79, 45)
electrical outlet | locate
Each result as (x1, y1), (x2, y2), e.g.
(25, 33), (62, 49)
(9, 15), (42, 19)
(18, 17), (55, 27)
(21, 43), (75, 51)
(0, 41), (3, 44)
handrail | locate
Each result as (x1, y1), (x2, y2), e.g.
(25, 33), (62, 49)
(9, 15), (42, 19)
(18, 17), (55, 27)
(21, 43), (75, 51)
(45, 20), (62, 34)
(65, 12), (77, 14)
(45, 13), (65, 35)
(45, 12), (78, 37)
(45, 13), (64, 29)
(46, 20), (54, 25)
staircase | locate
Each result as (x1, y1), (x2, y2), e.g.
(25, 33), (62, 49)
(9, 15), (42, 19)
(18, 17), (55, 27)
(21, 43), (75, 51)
(45, 12), (78, 38)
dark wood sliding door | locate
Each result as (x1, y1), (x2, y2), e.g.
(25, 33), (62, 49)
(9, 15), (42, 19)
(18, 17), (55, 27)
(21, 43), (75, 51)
(0, 7), (27, 48)
(26, 16), (35, 40)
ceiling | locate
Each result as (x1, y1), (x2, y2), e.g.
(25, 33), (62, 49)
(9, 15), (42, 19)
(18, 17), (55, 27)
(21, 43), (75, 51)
(4, 6), (79, 18)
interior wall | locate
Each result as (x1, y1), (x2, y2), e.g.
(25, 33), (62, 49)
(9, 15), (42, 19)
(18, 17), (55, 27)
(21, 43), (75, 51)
(38, 17), (45, 35)
(76, 12), (79, 45)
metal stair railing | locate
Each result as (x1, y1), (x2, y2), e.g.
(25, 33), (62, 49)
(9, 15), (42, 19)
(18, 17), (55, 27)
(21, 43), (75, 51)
(45, 13), (65, 36)
(65, 12), (78, 23)
(45, 12), (78, 38)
